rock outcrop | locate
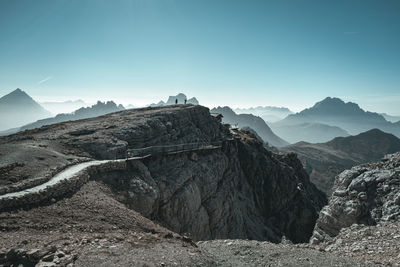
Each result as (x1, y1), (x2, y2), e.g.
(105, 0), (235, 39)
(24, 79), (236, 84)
(311, 152), (400, 244)
(0, 105), (326, 243)
(91, 135), (326, 243)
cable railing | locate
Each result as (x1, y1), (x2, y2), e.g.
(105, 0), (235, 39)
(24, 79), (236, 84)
(126, 140), (227, 158)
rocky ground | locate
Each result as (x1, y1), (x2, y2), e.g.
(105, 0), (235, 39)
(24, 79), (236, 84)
(0, 181), (198, 266)
(0, 181), (369, 267)
(311, 222), (400, 266)
(198, 239), (371, 267)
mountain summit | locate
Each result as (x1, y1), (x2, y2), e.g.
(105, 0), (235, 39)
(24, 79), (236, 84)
(0, 89), (52, 131)
(275, 97), (400, 138)
(0, 88), (38, 106)
(302, 97), (364, 116)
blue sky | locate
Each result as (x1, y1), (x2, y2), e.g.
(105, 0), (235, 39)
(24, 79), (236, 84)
(0, 0), (399, 114)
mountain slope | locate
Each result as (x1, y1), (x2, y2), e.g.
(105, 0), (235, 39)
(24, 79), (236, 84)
(276, 97), (400, 138)
(211, 106), (289, 147)
(0, 89), (51, 131)
(280, 129), (400, 194)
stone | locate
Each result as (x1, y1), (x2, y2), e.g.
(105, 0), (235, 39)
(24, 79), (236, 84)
(312, 152), (400, 244)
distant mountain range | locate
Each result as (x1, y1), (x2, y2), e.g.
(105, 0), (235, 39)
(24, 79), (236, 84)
(271, 122), (350, 144)
(0, 101), (124, 136)
(279, 129), (400, 195)
(211, 106), (289, 147)
(149, 93), (199, 107)
(234, 106), (293, 123)
(0, 89), (52, 131)
(271, 97), (400, 143)
(380, 113), (400, 123)
(40, 99), (88, 115)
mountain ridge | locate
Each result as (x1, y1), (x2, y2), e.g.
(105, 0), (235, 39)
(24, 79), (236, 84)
(211, 106), (289, 147)
(274, 97), (400, 140)
(0, 101), (125, 135)
(279, 128), (400, 194)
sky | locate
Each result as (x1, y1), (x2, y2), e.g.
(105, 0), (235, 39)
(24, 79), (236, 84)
(0, 0), (399, 114)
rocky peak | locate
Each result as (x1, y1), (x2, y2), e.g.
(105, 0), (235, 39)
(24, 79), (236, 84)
(311, 152), (400, 244)
(0, 88), (52, 131)
(301, 97), (364, 117)
(0, 88), (39, 106)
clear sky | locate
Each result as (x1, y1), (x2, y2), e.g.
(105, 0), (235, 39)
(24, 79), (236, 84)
(0, 0), (399, 114)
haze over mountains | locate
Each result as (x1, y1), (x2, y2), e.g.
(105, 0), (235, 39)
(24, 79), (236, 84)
(380, 113), (400, 123)
(279, 129), (400, 195)
(0, 89), (52, 131)
(272, 97), (400, 142)
(211, 106), (289, 147)
(0, 101), (125, 136)
(271, 122), (350, 144)
(1, 88), (400, 149)
(40, 99), (88, 115)
(234, 106), (293, 123)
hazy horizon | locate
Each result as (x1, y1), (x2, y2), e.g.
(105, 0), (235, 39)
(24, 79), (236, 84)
(1, 0), (399, 115)
(2, 88), (400, 116)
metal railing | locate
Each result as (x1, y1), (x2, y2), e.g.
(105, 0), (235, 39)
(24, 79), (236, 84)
(126, 140), (225, 158)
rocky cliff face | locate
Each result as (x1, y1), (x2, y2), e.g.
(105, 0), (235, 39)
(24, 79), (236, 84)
(91, 135), (326, 243)
(0, 105), (326, 243)
(311, 152), (400, 244)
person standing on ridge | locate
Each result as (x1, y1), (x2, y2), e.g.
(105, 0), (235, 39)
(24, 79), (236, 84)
(175, 99), (178, 105)
(184, 99), (187, 104)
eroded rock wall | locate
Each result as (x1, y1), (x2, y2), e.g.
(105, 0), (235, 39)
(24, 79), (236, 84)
(311, 152), (400, 244)
(93, 136), (326, 243)
(1, 105), (327, 243)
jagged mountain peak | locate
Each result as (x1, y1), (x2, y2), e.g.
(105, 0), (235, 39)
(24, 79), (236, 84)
(0, 88), (37, 104)
(276, 96), (398, 138)
(0, 88), (52, 131)
(300, 97), (363, 116)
